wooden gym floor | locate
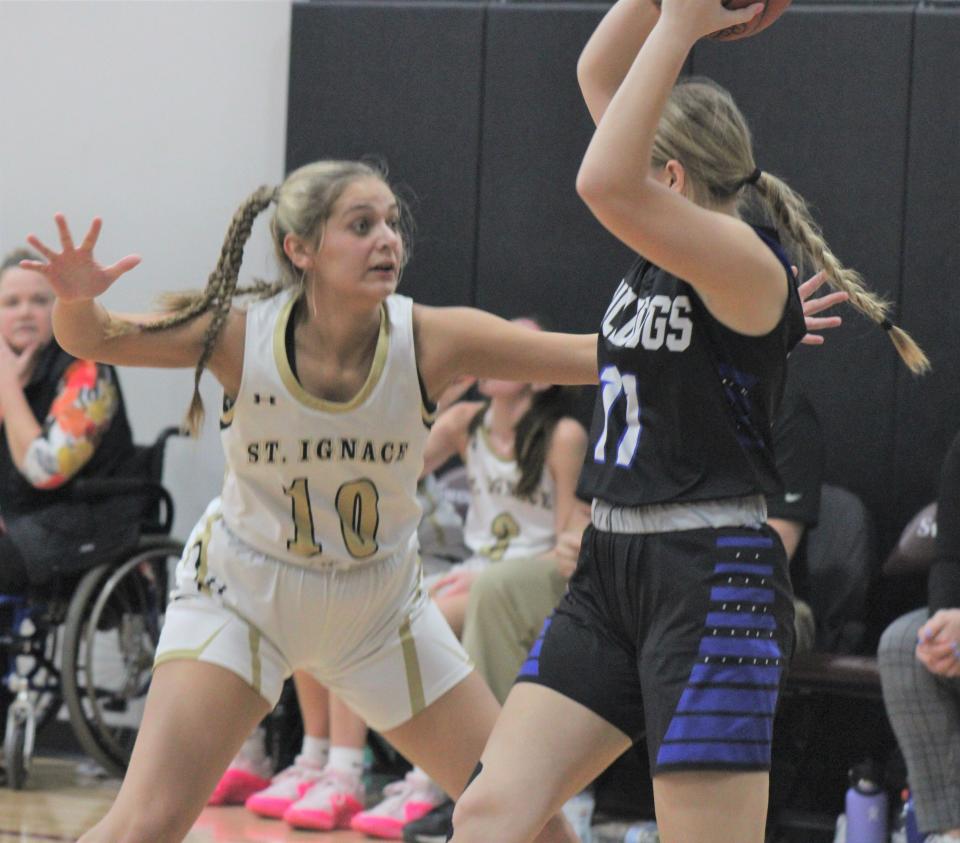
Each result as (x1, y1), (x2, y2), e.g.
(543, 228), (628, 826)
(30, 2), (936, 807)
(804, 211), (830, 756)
(0, 755), (374, 842)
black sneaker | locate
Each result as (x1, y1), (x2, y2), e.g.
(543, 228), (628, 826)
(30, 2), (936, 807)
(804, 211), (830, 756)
(402, 797), (454, 842)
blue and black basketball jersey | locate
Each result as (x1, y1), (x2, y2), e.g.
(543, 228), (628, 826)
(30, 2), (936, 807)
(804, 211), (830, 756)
(577, 227), (806, 508)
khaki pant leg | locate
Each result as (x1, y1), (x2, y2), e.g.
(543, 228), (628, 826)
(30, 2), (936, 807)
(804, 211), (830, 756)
(461, 555), (568, 704)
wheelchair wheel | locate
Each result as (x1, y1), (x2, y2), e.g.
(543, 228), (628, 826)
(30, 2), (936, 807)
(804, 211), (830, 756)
(61, 540), (181, 776)
(4, 699), (35, 790)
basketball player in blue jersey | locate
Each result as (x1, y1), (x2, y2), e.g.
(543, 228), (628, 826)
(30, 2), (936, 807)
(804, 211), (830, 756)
(29, 155), (844, 840)
(445, 0), (928, 841)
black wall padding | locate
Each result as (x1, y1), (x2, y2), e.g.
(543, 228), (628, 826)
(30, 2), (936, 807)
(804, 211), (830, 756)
(287, 1), (486, 307)
(475, 4), (635, 333)
(693, 7), (914, 551)
(893, 8), (960, 532)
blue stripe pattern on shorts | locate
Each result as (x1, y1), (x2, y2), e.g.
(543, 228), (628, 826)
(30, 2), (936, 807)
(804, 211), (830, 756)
(664, 714), (773, 743)
(656, 533), (783, 769)
(517, 617), (552, 679)
(710, 586), (774, 603)
(657, 741), (770, 766)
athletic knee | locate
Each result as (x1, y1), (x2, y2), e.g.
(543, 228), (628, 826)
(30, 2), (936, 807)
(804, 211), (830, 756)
(451, 776), (551, 843)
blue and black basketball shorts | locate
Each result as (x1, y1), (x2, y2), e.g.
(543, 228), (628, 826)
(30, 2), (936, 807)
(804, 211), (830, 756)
(515, 523), (796, 774)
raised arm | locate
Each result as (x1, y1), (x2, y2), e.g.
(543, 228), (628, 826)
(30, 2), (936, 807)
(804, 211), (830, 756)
(575, 0), (787, 336)
(26, 215), (243, 395)
(413, 304), (598, 404)
(578, 0), (661, 126)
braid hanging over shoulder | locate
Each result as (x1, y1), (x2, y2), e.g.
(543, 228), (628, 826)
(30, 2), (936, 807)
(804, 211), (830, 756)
(751, 172), (930, 375)
(117, 185), (278, 433)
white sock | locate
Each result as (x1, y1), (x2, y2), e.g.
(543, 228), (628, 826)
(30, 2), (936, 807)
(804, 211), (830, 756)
(240, 726), (268, 763)
(410, 766), (443, 797)
(326, 746), (365, 778)
(301, 735), (331, 767)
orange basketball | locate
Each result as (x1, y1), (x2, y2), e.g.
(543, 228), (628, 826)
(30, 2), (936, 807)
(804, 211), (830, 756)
(710, 0), (792, 41)
(650, 0), (792, 41)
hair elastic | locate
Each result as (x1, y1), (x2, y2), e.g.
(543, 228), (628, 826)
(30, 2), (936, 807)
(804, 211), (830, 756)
(881, 318), (894, 332)
(744, 167), (763, 186)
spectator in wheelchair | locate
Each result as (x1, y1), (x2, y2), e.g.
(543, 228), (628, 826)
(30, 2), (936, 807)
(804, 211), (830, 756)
(0, 247), (139, 597)
(879, 429), (960, 843)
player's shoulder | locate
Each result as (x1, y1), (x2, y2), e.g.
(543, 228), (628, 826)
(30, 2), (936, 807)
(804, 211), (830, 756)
(547, 416), (588, 452)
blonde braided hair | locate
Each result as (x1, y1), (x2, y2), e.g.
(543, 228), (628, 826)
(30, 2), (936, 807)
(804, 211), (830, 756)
(653, 78), (929, 375)
(110, 160), (411, 434)
(752, 173), (929, 373)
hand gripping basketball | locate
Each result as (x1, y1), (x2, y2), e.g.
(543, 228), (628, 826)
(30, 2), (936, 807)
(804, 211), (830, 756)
(651, 0), (792, 41)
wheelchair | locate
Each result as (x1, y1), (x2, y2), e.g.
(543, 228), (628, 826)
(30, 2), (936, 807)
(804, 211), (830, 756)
(1, 427), (184, 789)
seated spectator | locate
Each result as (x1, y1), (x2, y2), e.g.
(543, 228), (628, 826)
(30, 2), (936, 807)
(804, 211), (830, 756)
(0, 248), (138, 593)
(420, 316), (589, 637)
(879, 429), (960, 843)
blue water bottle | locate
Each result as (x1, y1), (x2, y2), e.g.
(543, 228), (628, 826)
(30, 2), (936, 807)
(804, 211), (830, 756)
(844, 764), (888, 843)
(903, 790), (922, 843)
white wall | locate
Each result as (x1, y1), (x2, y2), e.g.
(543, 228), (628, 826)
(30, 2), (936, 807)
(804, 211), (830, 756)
(0, 0), (291, 539)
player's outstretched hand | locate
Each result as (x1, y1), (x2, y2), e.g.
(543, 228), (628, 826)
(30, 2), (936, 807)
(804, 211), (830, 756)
(796, 269), (849, 346)
(22, 214), (141, 303)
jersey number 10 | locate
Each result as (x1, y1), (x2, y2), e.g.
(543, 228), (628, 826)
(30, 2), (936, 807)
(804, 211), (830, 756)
(283, 477), (381, 559)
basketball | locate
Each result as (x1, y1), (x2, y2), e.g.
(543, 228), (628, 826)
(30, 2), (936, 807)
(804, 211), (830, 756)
(650, 0), (792, 41)
(710, 0), (792, 41)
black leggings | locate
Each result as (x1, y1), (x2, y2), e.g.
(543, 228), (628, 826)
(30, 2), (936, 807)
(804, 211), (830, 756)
(0, 533), (30, 595)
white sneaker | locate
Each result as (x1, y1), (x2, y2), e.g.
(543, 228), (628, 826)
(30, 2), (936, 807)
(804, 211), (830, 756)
(351, 770), (446, 839)
(245, 755), (325, 819)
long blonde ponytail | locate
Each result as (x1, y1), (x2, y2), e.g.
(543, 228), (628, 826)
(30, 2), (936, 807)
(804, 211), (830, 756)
(753, 173), (929, 374)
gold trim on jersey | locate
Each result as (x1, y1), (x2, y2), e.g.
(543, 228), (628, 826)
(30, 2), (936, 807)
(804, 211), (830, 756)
(478, 424), (515, 464)
(220, 393), (236, 429)
(153, 621), (229, 669)
(273, 295), (390, 413)
(193, 510), (222, 595)
(248, 627), (263, 696)
(421, 401), (438, 428)
(399, 615), (426, 717)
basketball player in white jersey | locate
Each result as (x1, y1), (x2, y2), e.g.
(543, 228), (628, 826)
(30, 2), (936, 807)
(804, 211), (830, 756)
(421, 318), (588, 637)
(28, 159), (844, 843)
(28, 161), (593, 843)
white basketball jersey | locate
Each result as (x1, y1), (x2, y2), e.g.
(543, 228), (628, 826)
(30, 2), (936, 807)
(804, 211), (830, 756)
(220, 289), (434, 570)
(462, 412), (556, 562)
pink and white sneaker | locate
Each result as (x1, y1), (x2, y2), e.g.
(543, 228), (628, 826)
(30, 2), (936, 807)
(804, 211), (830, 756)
(350, 770), (445, 839)
(284, 767), (366, 831)
(208, 765), (273, 807)
(207, 736), (273, 806)
(244, 756), (326, 819)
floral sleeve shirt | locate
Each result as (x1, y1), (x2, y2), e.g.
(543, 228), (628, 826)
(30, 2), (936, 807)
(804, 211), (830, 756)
(22, 360), (120, 489)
